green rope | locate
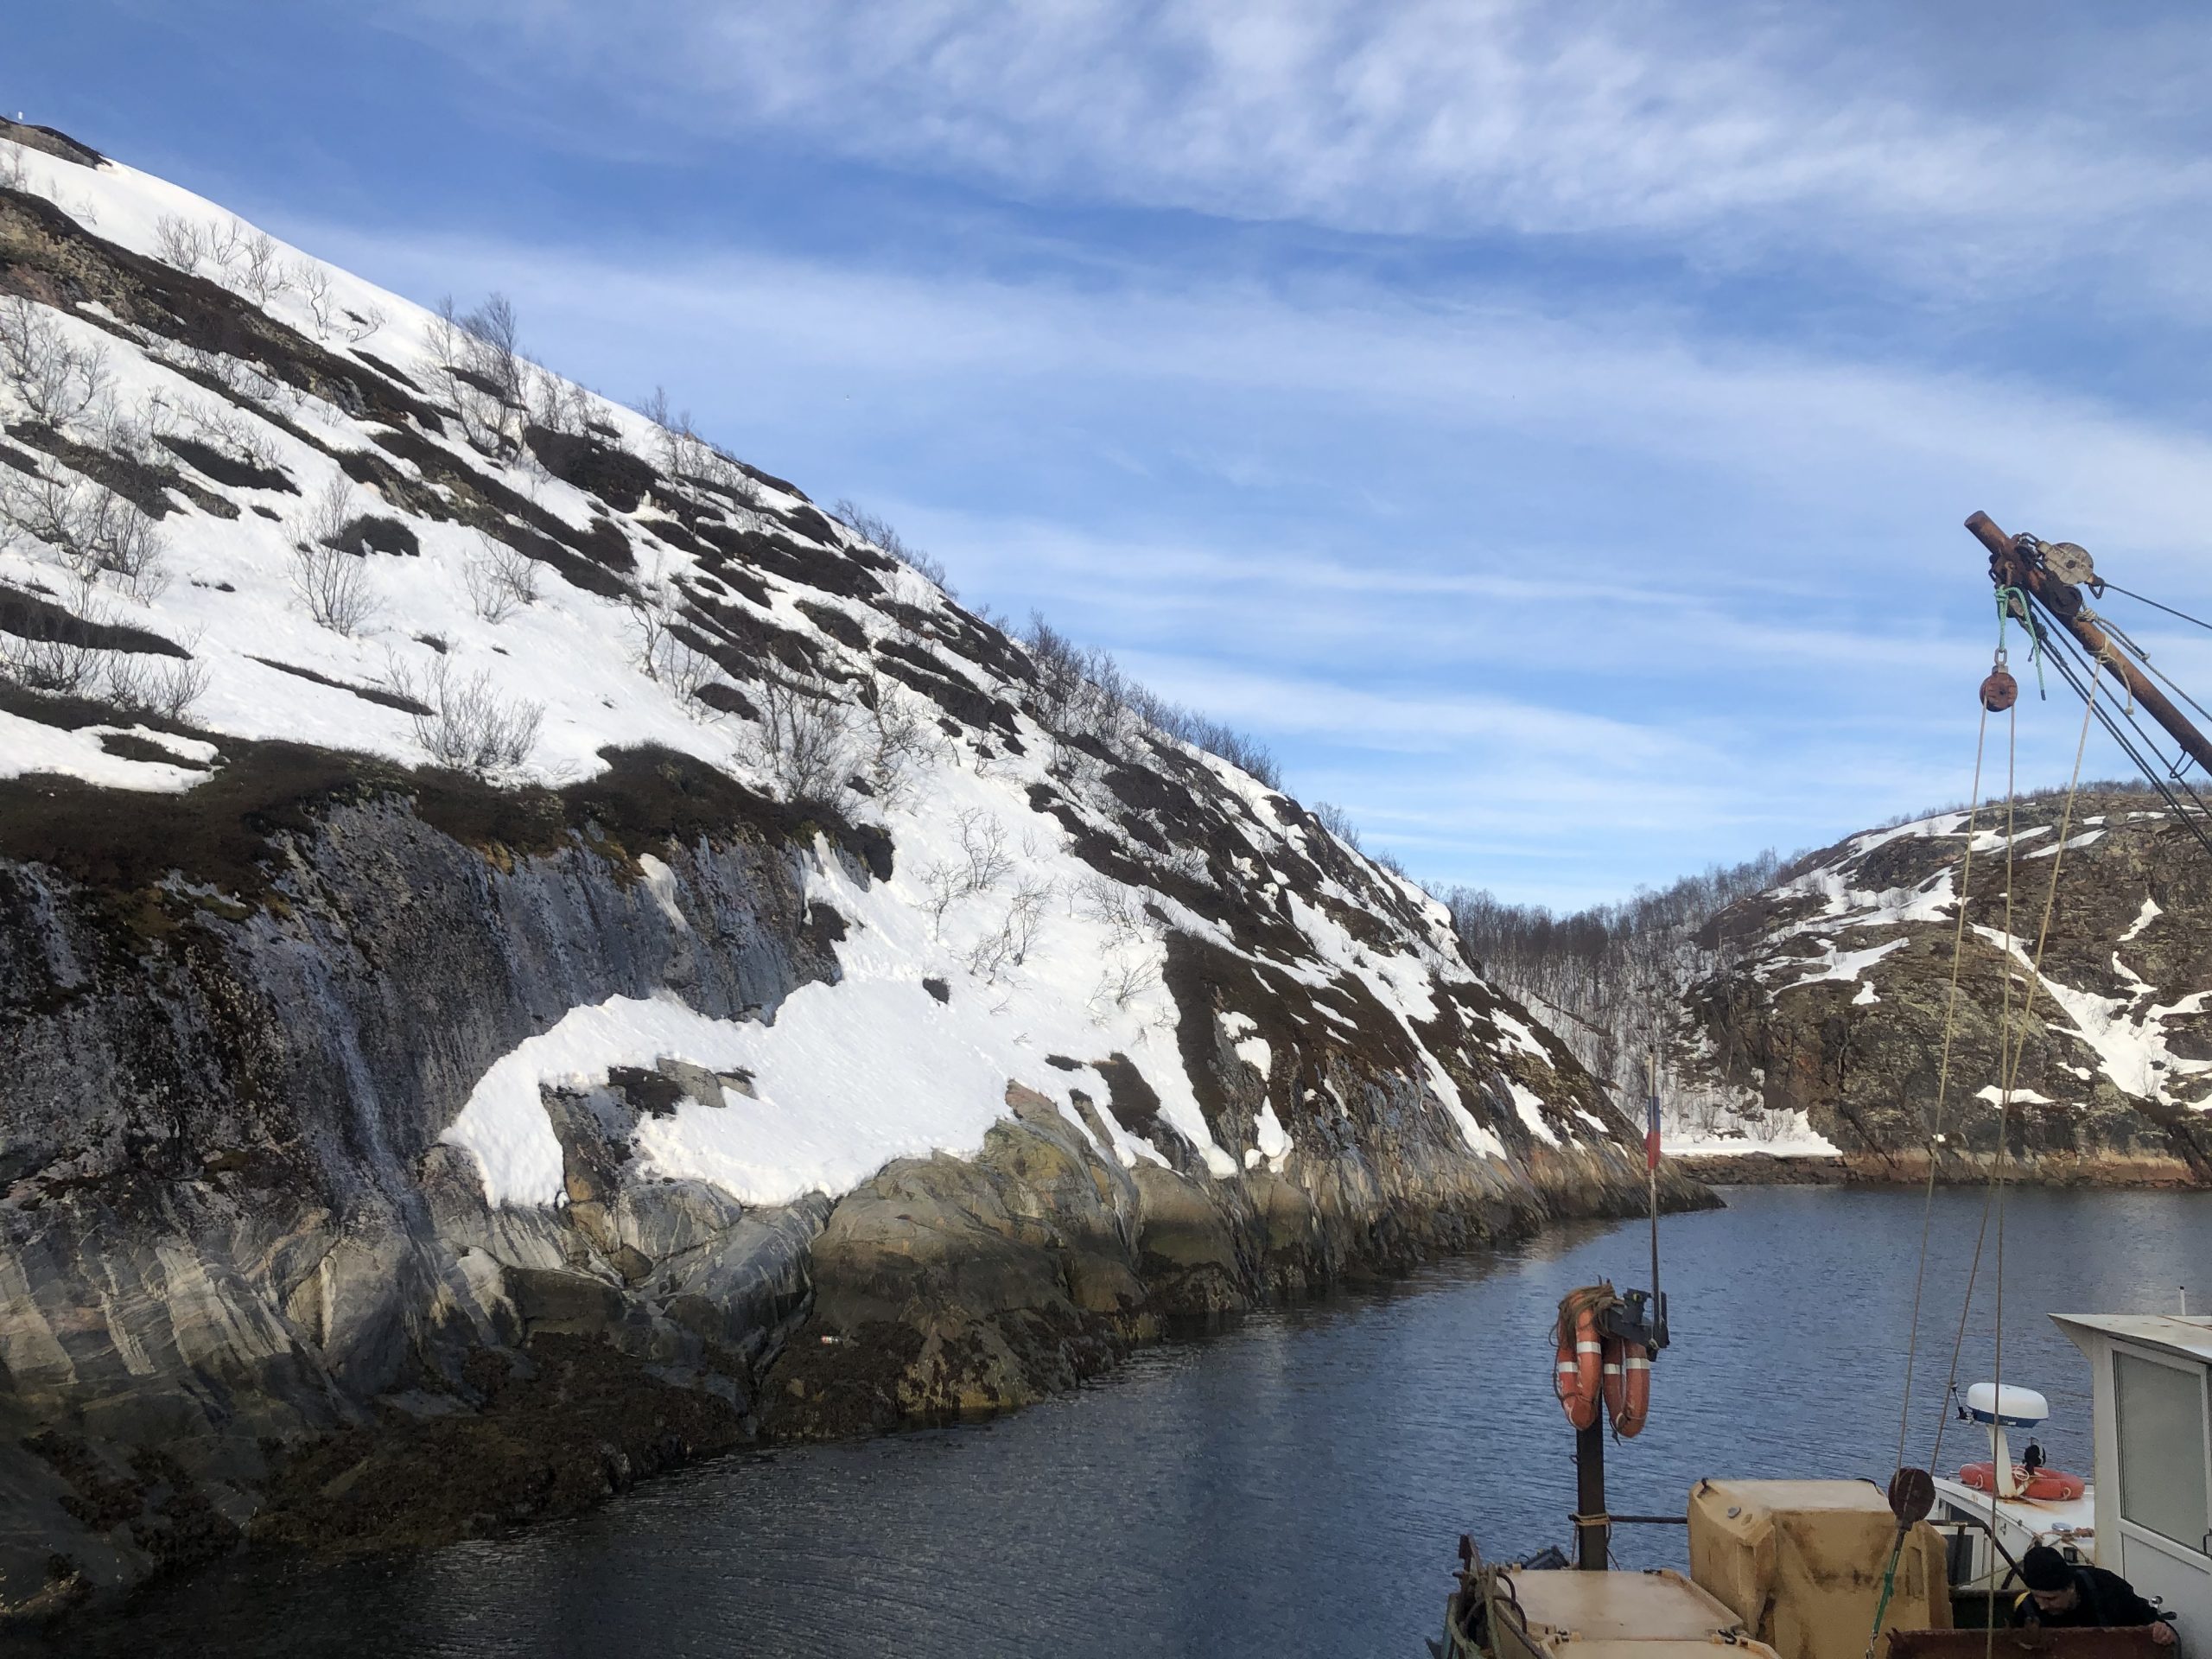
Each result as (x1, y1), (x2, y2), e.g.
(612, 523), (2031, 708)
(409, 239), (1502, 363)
(1994, 587), (2046, 698)
(1866, 1530), (1905, 1656)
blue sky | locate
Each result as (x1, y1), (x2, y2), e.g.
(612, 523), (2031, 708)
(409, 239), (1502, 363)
(17, 2), (2212, 906)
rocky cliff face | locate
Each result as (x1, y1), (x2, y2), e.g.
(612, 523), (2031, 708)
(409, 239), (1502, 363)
(0, 126), (1690, 1619)
(1669, 791), (2212, 1181)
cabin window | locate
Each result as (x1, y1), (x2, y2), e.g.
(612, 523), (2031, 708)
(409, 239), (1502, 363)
(2116, 1350), (2209, 1554)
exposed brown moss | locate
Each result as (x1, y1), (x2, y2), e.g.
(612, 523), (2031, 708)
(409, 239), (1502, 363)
(0, 740), (893, 909)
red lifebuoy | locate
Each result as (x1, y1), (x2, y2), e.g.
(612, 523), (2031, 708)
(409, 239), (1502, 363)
(1554, 1300), (1602, 1429)
(1958, 1461), (2086, 1503)
(1603, 1335), (1651, 1438)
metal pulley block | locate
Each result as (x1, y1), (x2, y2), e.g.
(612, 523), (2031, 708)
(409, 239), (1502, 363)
(2040, 540), (2095, 585)
(2042, 578), (2084, 621)
(1981, 651), (2018, 712)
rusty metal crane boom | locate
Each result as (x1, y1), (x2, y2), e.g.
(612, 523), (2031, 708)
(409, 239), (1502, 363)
(1964, 510), (2212, 776)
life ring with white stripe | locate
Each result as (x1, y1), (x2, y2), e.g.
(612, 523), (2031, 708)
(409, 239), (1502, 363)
(1602, 1335), (1651, 1438)
(1554, 1298), (1603, 1430)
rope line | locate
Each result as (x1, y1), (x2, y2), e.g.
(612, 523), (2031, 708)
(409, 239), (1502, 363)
(1891, 704), (1990, 1476)
(2039, 626), (2212, 861)
(2099, 580), (2212, 637)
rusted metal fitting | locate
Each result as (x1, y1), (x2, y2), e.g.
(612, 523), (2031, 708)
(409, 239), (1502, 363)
(1980, 664), (2019, 712)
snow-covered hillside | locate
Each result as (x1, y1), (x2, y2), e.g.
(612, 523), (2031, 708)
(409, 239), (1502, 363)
(0, 121), (1632, 1192)
(0, 121), (1682, 1605)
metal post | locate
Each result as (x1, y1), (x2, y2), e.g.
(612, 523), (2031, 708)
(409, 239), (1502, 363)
(1576, 1419), (1609, 1569)
(1647, 1051), (1662, 1313)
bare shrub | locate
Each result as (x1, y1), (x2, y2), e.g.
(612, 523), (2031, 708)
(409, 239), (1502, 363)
(860, 673), (935, 805)
(0, 142), (26, 193)
(956, 807), (1012, 891)
(526, 365), (593, 439)
(832, 498), (951, 591)
(639, 386), (709, 486)
(99, 653), (210, 721)
(624, 571), (677, 672)
(289, 477), (377, 634)
(429, 295), (463, 372)
(464, 532), (540, 623)
(207, 218), (245, 270)
(916, 807), (1019, 938)
(340, 302), (386, 346)
(226, 226), (287, 304)
(0, 297), (110, 429)
(154, 214), (209, 273)
(1073, 870), (1147, 946)
(702, 443), (761, 509)
(291, 542), (375, 634)
(748, 675), (855, 806)
(404, 655), (543, 778)
(964, 876), (1054, 982)
(0, 462), (168, 599)
(920, 861), (964, 934)
(148, 656), (210, 721)
(432, 293), (529, 457)
(1090, 950), (1160, 1016)
(172, 395), (283, 474)
(1016, 609), (1281, 787)
(463, 294), (524, 396)
(159, 338), (288, 407)
(292, 263), (340, 339)
(652, 633), (721, 703)
(0, 619), (99, 695)
(1006, 876), (1053, 960)
(1312, 800), (1362, 850)
(0, 589), (205, 717)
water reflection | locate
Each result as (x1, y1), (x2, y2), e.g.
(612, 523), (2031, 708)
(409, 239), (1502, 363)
(51, 1187), (2212, 1658)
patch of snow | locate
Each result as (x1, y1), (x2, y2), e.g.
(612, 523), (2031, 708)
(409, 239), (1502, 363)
(0, 709), (211, 791)
(1506, 1078), (1559, 1145)
(1253, 1101), (1291, 1172)
(1974, 1085), (2055, 1106)
(2120, 896), (2163, 943)
(634, 854), (688, 931)
(2024, 829), (2105, 859)
(1767, 934), (1909, 992)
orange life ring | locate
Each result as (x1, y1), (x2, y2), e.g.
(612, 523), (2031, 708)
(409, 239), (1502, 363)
(1602, 1335), (1651, 1439)
(1554, 1300), (1602, 1429)
(1958, 1461), (2086, 1503)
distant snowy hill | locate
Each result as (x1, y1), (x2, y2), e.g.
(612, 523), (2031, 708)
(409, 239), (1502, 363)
(1456, 787), (2212, 1179)
(0, 121), (1680, 1606)
(1669, 793), (2212, 1179)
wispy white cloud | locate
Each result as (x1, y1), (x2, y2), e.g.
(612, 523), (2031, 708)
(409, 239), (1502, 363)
(371, 0), (2212, 307)
(302, 217), (2212, 576)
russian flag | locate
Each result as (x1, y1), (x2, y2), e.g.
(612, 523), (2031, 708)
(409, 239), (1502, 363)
(1644, 1090), (1662, 1171)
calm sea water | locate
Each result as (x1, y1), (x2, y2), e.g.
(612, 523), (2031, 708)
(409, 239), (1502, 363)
(50, 1186), (2212, 1658)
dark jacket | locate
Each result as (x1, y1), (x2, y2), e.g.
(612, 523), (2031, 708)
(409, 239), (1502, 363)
(2012, 1565), (2165, 1630)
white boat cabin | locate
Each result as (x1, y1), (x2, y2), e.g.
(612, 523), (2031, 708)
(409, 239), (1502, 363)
(2053, 1313), (2212, 1655)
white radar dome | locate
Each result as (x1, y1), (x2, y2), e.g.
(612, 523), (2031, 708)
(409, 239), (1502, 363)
(1966, 1382), (2050, 1427)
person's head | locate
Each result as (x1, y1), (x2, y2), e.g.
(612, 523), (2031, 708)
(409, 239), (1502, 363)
(2022, 1547), (2078, 1613)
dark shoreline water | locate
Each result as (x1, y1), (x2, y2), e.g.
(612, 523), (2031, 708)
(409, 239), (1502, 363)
(42, 1187), (2212, 1658)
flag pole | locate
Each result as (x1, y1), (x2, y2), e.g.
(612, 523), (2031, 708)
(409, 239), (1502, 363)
(1646, 1048), (1662, 1317)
